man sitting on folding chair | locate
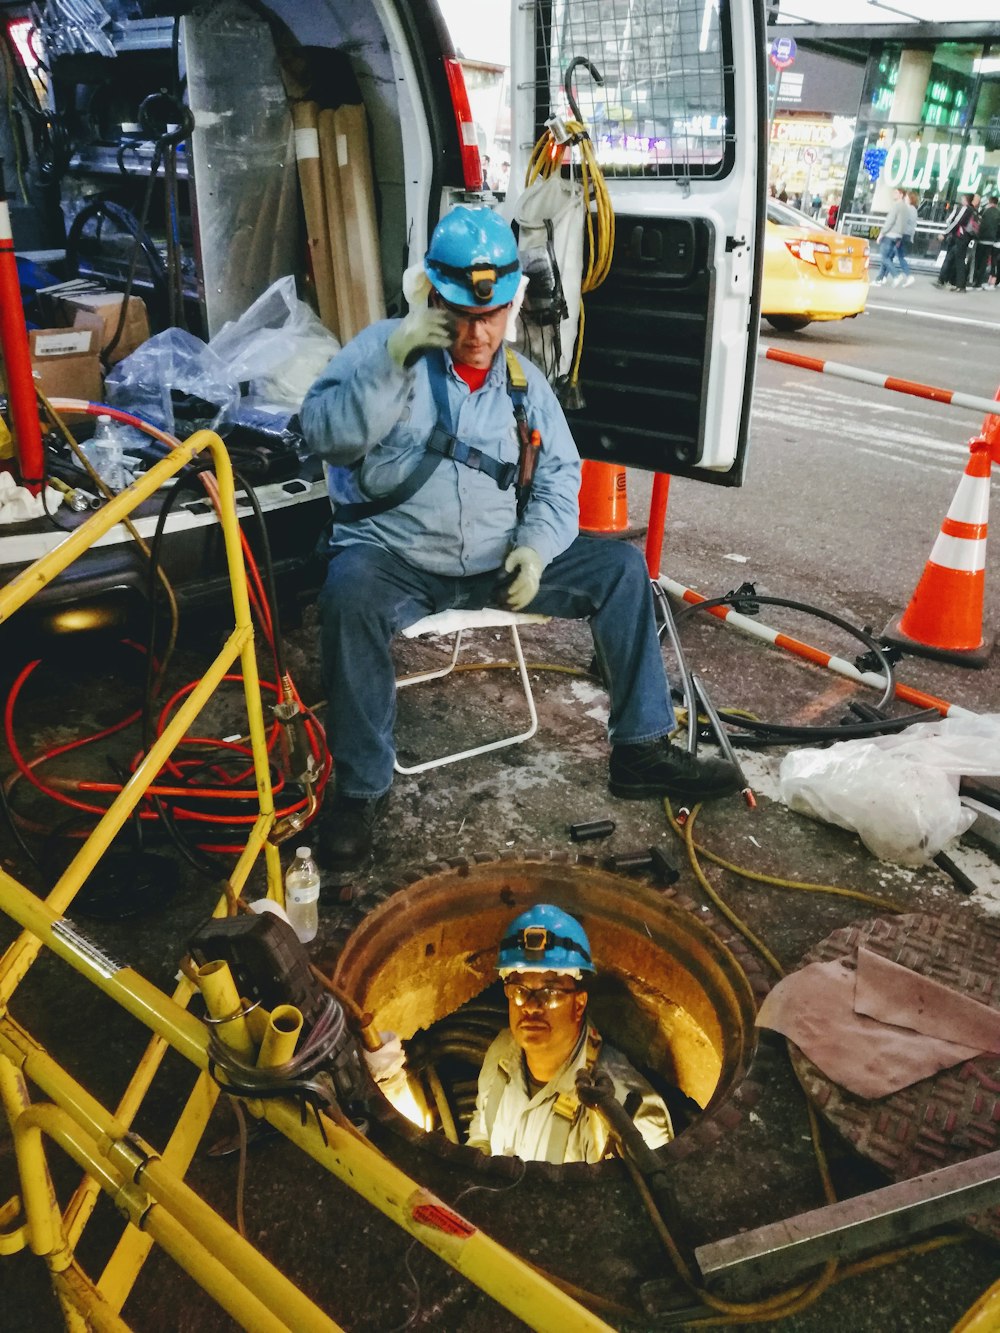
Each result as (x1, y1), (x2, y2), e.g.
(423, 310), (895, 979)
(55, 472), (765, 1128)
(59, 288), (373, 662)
(300, 205), (740, 883)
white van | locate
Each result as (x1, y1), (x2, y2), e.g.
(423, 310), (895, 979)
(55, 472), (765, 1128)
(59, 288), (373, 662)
(0, 0), (765, 636)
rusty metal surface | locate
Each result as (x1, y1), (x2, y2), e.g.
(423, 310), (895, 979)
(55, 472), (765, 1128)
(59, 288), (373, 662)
(790, 912), (1000, 1241)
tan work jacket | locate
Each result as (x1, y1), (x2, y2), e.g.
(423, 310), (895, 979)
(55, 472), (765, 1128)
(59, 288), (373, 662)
(466, 1022), (674, 1164)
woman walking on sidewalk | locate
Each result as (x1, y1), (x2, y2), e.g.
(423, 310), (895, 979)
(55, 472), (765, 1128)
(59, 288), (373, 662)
(874, 189), (909, 285)
(890, 191), (919, 287)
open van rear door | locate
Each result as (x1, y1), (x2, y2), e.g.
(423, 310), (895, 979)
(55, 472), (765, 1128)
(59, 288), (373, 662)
(509, 0), (766, 484)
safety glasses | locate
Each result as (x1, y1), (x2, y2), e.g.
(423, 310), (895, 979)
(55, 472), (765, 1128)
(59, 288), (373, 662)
(503, 982), (578, 1009)
(437, 296), (511, 327)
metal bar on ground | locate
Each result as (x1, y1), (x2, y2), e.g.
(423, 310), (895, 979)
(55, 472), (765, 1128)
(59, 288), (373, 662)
(759, 344), (1000, 419)
(658, 576), (974, 719)
(691, 674), (756, 808)
(696, 1147), (1000, 1293)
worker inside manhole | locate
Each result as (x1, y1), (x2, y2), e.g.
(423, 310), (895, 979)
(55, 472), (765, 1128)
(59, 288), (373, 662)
(371, 904), (699, 1164)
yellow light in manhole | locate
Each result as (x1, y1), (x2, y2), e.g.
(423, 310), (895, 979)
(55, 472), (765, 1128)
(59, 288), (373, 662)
(333, 856), (760, 1153)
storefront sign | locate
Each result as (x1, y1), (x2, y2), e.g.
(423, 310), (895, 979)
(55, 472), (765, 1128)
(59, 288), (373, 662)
(772, 119), (835, 147)
(882, 139), (996, 195)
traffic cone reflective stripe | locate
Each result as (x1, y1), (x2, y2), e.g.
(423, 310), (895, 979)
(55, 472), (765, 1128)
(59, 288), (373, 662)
(578, 460), (629, 534)
(885, 442), (992, 665)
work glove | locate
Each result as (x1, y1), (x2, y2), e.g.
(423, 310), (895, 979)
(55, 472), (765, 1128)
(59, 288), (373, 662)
(363, 1032), (407, 1086)
(502, 546), (544, 611)
(387, 306), (454, 369)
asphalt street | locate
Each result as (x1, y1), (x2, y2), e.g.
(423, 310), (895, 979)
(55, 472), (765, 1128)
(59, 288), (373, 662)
(3, 276), (1000, 1333)
(629, 277), (1000, 720)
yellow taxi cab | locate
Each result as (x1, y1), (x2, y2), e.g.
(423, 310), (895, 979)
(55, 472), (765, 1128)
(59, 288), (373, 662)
(762, 199), (869, 332)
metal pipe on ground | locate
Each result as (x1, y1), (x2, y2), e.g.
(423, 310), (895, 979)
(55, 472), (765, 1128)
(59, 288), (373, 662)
(657, 576), (974, 720)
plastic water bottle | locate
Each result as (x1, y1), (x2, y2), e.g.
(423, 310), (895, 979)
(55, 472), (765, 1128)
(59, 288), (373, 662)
(284, 847), (321, 944)
(90, 414), (129, 493)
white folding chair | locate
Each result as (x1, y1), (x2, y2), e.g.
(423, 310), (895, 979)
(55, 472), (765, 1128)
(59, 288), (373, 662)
(393, 608), (550, 774)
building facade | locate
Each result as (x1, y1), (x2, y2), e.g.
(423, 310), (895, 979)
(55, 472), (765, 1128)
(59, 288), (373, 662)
(767, 20), (1000, 254)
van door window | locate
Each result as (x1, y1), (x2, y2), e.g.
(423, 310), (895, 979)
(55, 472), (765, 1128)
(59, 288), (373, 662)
(533, 0), (732, 180)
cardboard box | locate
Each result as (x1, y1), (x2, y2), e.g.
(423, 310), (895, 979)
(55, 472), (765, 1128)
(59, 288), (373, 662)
(29, 322), (103, 416)
(58, 291), (150, 365)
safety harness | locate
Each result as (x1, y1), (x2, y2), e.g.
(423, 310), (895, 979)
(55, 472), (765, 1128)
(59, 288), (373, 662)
(334, 348), (535, 523)
(483, 1023), (604, 1163)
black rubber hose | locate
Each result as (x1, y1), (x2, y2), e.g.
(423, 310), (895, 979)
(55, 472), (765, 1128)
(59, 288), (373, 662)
(672, 590), (942, 743)
(232, 468), (287, 683)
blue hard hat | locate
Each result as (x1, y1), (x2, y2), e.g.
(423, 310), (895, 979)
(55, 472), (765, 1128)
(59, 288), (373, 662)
(497, 904), (595, 977)
(425, 205), (521, 309)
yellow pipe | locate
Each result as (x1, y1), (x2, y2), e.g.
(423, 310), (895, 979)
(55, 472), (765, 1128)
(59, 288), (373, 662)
(0, 624), (253, 1008)
(97, 1069), (219, 1312)
(263, 1100), (613, 1333)
(0, 432), (208, 624)
(0, 1053), (67, 1265)
(0, 877), (612, 1331)
(257, 1005), (302, 1069)
(246, 1003), (273, 1048)
(53, 1277), (102, 1333)
(0, 425), (284, 996)
(0, 1191), (27, 1255)
(953, 1279), (1000, 1332)
(66, 972), (201, 1248)
(17, 1102), (340, 1332)
(194, 960), (255, 1060)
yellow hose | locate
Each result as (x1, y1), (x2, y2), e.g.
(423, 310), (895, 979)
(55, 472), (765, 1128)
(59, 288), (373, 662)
(524, 117), (614, 388)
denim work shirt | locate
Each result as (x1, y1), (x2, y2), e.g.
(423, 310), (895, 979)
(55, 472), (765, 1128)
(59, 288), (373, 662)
(466, 1023), (674, 1164)
(299, 319), (582, 576)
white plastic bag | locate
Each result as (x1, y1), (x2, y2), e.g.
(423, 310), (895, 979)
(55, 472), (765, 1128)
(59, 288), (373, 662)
(778, 715), (1000, 866)
(208, 275), (340, 410)
(507, 173), (584, 384)
(105, 329), (240, 436)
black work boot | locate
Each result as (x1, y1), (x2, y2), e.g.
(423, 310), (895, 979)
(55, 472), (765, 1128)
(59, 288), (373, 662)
(316, 791), (389, 882)
(609, 739), (742, 802)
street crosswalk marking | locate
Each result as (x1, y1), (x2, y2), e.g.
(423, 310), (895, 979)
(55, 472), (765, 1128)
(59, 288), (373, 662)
(752, 380), (983, 475)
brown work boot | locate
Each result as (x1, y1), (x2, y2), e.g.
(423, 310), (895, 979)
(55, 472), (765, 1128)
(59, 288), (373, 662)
(316, 791), (390, 883)
(609, 739), (741, 802)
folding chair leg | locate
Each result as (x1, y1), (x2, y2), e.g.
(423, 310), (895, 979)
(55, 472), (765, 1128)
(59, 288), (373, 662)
(394, 626), (539, 775)
(396, 630), (464, 687)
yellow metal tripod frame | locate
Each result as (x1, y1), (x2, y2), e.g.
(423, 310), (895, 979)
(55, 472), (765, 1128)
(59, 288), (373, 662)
(0, 432), (610, 1332)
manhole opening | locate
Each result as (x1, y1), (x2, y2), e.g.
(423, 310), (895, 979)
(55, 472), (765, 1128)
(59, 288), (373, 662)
(334, 857), (761, 1166)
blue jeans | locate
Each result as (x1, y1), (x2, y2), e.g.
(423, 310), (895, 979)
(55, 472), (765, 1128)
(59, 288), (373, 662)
(892, 237), (911, 276)
(317, 535), (676, 797)
(876, 236), (898, 282)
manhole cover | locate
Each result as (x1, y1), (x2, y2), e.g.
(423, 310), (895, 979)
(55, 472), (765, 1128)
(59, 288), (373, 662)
(790, 911), (1000, 1240)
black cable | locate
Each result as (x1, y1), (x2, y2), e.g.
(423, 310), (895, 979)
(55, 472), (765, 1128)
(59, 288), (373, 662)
(231, 467), (287, 682)
(672, 590), (941, 743)
(149, 792), (231, 881)
(143, 467), (210, 749)
(0, 776), (42, 872)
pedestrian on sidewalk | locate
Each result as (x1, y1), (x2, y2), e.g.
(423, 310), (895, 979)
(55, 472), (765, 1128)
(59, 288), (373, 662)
(935, 194), (978, 292)
(890, 190), (919, 287)
(971, 194), (999, 289)
(874, 189), (908, 285)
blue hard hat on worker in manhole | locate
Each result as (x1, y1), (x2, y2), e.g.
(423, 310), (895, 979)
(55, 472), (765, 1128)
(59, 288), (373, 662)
(425, 205), (521, 309)
(497, 903), (595, 978)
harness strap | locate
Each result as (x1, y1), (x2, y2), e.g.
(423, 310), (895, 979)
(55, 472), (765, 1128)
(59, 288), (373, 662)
(544, 1024), (603, 1162)
(482, 1063), (511, 1139)
(426, 426), (517, 489)
(335, 349), (524, 523)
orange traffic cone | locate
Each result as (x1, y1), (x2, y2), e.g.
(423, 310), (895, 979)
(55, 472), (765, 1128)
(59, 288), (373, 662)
(578, 459), (629, 534)
(883, 439), (993, 667)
